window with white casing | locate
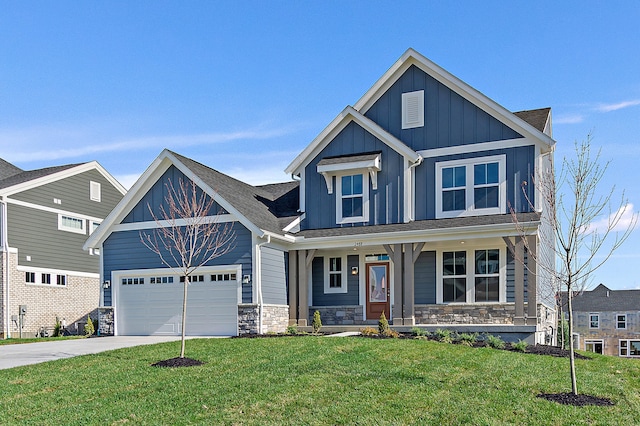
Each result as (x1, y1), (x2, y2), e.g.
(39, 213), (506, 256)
(589, 313), (600, 329)
(402, 90), (424, 129)
(337, 174), (368, 224)
(58, 214), (86, 234)
(617, 314), (627, 329)
(90, 181), (101, 202)
(439, 247), (504, 304)
(435, 155), (506, 218)
(442, 251), (467, 303)
(324, 256), (347, 294)
(620, 340), (640, 357)
(474, 249), (500, 302)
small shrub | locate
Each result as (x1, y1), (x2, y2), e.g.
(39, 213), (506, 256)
(286, 325), (298, 335)
(378, 312), (390, 335)
(381, 329), (400, 338)
(434, 328), (452, 344)
(84, 315), (95, 337)
(360, 327), (378, 336)
(485, 334), (505, 349)
(53, 319), (62, 337)
(312, 310), (322, 334)
(411, 327), (427, 337)
(458, 332), (478, 347)
(513, 339), (528, 352)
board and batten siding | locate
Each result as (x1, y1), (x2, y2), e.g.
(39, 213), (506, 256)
(414, 145), (536, 221)
(506, 250), (529, 303)
(10, 169), (123, 219)
(303, 122), (406, 230)
(102, 223), (252, 306)
(311, 255), (360, 306)
(414, 251), (436, 304)
(364, 64), (523, 151)
(7, 203), (99, 273)
(260, 246), (287, 305)
(122, 166), (225, 224)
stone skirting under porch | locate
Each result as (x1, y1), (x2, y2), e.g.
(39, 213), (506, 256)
(238, 304), (289, 335)
(308, 305), (365, 325)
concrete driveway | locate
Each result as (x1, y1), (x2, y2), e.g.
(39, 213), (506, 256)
(0, 336), (185, 370)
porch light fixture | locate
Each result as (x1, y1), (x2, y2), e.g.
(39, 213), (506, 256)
(102, 280), (111, 289)
(351, 266), (359, 276)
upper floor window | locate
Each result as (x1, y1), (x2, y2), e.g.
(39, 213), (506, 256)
(402, 90), (425, 129)
(617, 314), (627, 329)
(90, 181), (101, 202)
(58, 214), (86, 234)
(324, 255), (347, 294)
(435, 155), (506, 218)
(339, 174), (365, 221)
(589, 313), (600, 329)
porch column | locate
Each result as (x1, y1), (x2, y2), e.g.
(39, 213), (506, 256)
(513, 237), (526, 325)
(402, 242), (425, 326)
(296, 249), (315, 327)
(384, 244), (403, 326)
(288, 251), (298, 325)
(526, 235), (538, 324)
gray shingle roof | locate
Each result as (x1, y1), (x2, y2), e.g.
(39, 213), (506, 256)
(295, 212), (540, 239)
(169, 151), (299, 235)
(559, 284), (640, 312)
(317, 152), (381, 167)
(0, 163), (84, 191)
(513, 108), (551, 133)
(0, 158), (22, 181)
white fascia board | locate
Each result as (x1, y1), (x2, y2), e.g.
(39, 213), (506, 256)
(353, 48), (555, 153)
(316, 156), (381, 174)
(0, 161), (126, 197)
(285, 106), (420, 175)
(417, 137), (538, 159)
(291, 221), (540, 251)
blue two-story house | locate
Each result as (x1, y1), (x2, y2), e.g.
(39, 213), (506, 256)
(86, 49), (556, 343)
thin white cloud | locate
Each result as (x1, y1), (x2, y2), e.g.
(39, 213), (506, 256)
(554, 114), (584, 124)
(586, 203), (638, 234)
(0, 124), (302, 163)
(596, 99), (640, 113)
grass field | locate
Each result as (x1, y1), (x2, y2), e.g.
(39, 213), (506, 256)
(1, 337), (638, 425)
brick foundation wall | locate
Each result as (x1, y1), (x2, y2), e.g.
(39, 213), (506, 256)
(309, 305), (364, 325)
(5, 251), (100, 337)
(238, 304), (289, 335)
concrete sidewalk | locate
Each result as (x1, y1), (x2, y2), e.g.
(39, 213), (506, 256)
(0, 336), (185, 370)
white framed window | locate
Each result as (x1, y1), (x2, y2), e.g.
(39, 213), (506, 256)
(90, 221), (101, 235)
(41, 273), (51, 285)
(336, 173), (370, 224)
(589, 313), (600, 329)
(58, 214), (86, 234)
(474, 249), (500, 302)
(585, 340), (604, 354)
(435, 155), (506, 218)
(617, 314), (627, 329)
(619, 340), (640, 357)
(90, 181), (101, 202)
(324, 255), (347, 294)
(25, 272), (35, 283)
(56, 275), (67, 286)
(401, 90), (424, 129)
(437, 246), (505, 304)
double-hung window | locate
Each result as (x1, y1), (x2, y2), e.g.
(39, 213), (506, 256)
(324, 255), (347, 294)
(474, 249), (500, 302)
(436, 155), (506, 218)
(339, 174), (364, 220)
(617, 314), (627, 329)
(589, 314), (600, 329)
(443, 251), (466, 302)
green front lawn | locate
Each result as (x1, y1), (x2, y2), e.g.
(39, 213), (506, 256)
(1, 337), (638, 425)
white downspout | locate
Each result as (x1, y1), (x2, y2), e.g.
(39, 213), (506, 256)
(1, 198), (10, 339)
(256, 235), (271, 334)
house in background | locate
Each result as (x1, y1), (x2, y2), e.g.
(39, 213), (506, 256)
(86, 48), (557, 343)
(560, 284), (640, 357)
(0, 158), (126, 337)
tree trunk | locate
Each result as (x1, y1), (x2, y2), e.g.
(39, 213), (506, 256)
(567, 286), (578, 395)
(180, 276), (189, 358)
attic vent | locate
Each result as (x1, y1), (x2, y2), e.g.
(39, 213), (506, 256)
(402, 90), (424, 129)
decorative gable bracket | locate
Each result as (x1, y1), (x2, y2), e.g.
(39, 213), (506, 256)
(317, 153), (382, 194)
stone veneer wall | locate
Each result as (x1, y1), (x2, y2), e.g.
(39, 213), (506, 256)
(309, 305), (364, 325)
(414, 304), (517, 325)
(238, 304), (289, 335)
(98, 307), (114, 336)
(4, 251), (100, 337)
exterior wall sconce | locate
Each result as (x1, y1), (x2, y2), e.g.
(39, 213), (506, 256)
(351, 267), (359, 276)
(102, 280), (111, 289)
(242, 275), (251, 284)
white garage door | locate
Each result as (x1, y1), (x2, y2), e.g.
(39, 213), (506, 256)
(115, 271), (239, 336)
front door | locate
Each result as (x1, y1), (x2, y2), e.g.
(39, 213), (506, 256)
(366, 263), (390, 320)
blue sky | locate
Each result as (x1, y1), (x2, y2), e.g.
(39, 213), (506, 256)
(1, 2), (639, 289)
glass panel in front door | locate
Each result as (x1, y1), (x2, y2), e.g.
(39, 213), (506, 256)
(369, 265), (387, 303)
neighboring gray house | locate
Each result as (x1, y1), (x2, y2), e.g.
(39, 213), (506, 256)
(560, 284), (640, 357)
(0, 159), (126, 337)
(86, 48), (557, 343)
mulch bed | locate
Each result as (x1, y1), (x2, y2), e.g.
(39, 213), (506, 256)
(151, 357), (204, 368)
(537, 392), (614, 406)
